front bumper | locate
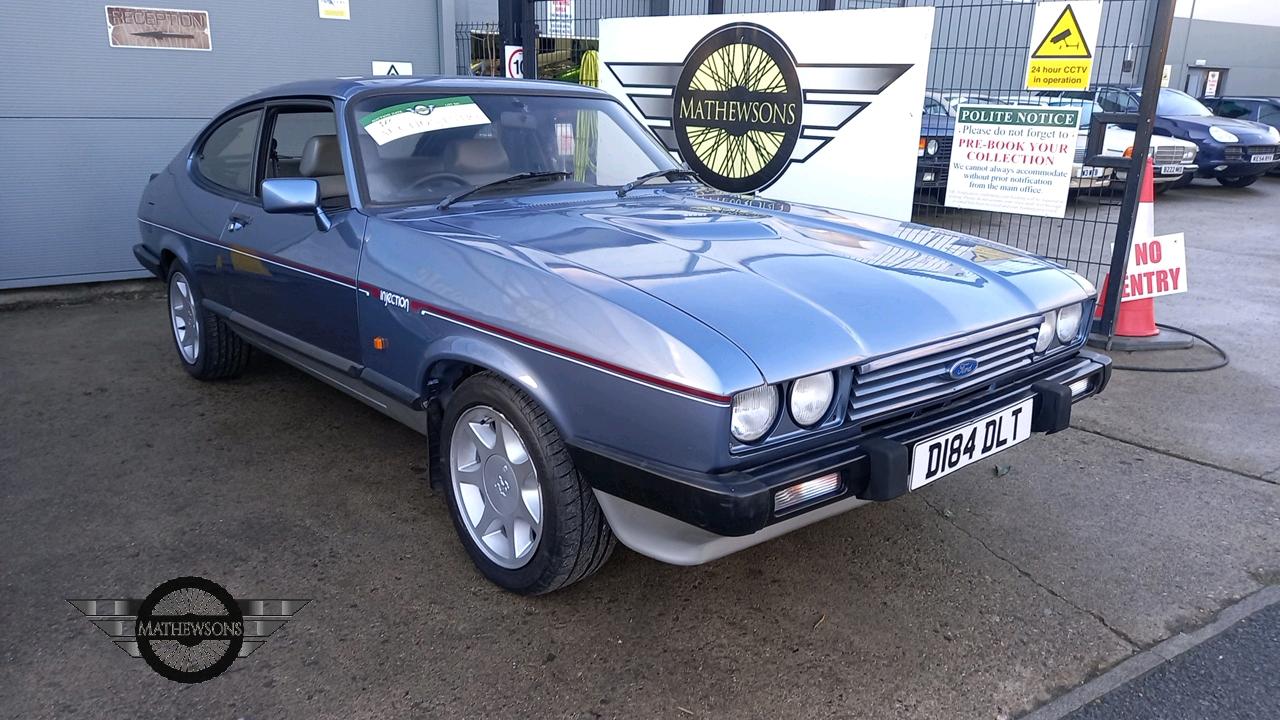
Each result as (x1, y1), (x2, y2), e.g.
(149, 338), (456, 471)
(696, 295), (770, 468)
(1195, 158), (1280, 178)
(575, 350), (1111, 564)
(1118, 163), (1197, 184)
(915, 158), (949, 188)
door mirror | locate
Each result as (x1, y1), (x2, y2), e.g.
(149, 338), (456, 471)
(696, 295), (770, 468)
(261, 178), (331, 231)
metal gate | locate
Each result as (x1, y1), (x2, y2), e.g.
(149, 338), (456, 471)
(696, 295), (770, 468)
(456, 0), (1176, 337)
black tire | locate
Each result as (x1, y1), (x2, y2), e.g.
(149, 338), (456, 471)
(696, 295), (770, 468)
(1217, 174), (1258, 188)
(1153, 181), (1172, 195)
(165, 263), (251, 380)
(441, 372), (615, 595)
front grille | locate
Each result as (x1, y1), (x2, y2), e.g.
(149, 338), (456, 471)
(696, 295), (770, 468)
(849, 317), (1041, 425)
(1225, 146), (1244, 161)
(1074, 147), (1086, 164)
(1247, 145), (1278, 156)
(1152, 145), (1188, 164)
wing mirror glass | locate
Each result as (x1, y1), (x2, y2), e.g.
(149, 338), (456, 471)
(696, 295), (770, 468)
(261, 178), (332, 231)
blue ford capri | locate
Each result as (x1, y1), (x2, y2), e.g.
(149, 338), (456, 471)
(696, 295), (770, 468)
(134, 77), (1110, 594)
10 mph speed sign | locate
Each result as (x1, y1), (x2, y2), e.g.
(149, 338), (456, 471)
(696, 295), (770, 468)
(504, 45), (524, 78)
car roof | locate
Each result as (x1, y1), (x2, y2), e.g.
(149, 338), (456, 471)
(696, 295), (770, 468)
(236, 76), (611, 105)
(1214, 95), (1280, 102)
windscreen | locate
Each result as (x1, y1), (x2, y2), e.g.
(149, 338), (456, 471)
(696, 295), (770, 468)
(1155, 89), (1212, 117)
(350, 93), (682, 205)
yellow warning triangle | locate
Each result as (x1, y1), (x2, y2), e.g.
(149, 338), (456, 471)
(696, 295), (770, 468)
(1032, 5), (1092, 59)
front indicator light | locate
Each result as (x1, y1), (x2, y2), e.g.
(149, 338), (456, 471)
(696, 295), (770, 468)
(774, 472), (842, 513)
(1057, 303), (1085, 343)
(731, 385), (779, 442)
(1035, 311), (1056, 353)
(790, 371), (836, 427)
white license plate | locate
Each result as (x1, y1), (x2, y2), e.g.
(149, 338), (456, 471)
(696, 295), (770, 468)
(909, 398), (1035, 490)
(1158, 164), (1184, 175)
(1252, 153), (1275, 163)
(1080, 166), (1105, 178)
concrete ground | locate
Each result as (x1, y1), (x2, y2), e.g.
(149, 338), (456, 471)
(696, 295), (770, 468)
(1, 178), (1278, 719)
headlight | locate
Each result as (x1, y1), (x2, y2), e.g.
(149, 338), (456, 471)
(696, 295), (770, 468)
(1267, 126), (1280, 144)
(789, 372), (836, 427)
(1208, 126), (1239, 143)
(926, 139), (939, 156)
(1035, 311), (1056, 353)
(731, 385), (778, 442)
(1182, 148), (1196, 162)
(1056, 303), (1085, 343)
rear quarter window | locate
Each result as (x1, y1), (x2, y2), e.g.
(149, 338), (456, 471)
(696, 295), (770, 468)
(196, 110), (262, 194)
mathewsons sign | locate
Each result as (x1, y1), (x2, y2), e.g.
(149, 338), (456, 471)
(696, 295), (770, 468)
(599, 8), (933, 220)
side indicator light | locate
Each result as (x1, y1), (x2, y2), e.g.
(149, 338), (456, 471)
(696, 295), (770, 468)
(373, 337), (388, 351)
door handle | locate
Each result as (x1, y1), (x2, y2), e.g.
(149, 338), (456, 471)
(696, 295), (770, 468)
(226, 214), (251, 233)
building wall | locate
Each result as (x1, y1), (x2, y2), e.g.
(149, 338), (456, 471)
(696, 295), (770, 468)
(0, 1), (445, 289)
(1166, 16), (1280, 96)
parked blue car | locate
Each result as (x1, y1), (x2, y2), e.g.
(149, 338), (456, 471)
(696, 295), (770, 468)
(134, 77), (1110, 594)
(1202, 96), (1280, 176)
(1091, 87), (1280, 187)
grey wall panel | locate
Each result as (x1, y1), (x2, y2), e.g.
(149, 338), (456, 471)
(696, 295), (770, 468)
(1166, 17), (1280, 96)
(0, 118), (202, 288)
(0, 0), (443, 288)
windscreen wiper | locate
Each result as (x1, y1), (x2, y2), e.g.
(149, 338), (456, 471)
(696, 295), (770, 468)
(616, 168), (700, 197)
(437, 171), (571, 210)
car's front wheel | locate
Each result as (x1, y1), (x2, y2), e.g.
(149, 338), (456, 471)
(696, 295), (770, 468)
(442, 372), (615, 594)
(1217, 174), (1258, 188)
(166, 264), (250, 380)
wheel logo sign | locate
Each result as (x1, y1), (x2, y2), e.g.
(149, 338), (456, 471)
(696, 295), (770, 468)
(673, 24), (802, 193)
(69, 576), (309, 683)
(605, 23), (914, 194)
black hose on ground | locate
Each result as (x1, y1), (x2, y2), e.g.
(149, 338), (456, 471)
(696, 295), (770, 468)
(1108, 323), (1229, 373)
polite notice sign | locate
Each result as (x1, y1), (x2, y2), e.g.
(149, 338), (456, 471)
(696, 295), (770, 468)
(1121, 233), (1187, 301)
(105, 6), (211, 51)
(944, 104), (1079, 218)
(1025, 1), (1101, 90)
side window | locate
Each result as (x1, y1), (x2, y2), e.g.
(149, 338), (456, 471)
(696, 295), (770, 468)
(1258, 103), (1280, 128)
(196, 110), (262, 194)
(1215, 100), (1252, 119)
(1095, 90), (1121, 112)
(266, 109), (339, 179)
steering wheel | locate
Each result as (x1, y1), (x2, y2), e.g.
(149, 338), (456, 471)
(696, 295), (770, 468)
(405, 172), (470, 196)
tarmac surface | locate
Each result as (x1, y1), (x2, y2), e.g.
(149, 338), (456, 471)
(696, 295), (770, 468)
(1064, 600), (1280, 720)
(1, 177), (1278, 719)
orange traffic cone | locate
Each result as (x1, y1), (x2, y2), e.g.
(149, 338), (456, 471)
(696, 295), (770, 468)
(1089, 157), (1192, 351)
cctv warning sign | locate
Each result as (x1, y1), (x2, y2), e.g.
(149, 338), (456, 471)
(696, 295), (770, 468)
(1121, 233), (1188, 302)
(1025, 1), (1101, 90)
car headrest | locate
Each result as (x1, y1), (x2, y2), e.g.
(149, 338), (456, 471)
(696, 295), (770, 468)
(300, 135), (343, 177)
(445, 139), (509, 175)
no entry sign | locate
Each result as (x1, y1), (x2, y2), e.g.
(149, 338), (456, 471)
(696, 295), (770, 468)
(1121, 233), (1187, 302)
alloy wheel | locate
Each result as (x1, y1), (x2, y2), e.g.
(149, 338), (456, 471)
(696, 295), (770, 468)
(169, 271), (200, 364)
(449, 405), (544, 569)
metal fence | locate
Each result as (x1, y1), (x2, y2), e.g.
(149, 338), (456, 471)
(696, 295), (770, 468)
(456, 0), (1176, 336)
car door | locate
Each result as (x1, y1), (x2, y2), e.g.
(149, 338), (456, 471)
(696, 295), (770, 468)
(221, 100), (364, 366)
(180, 107), (264, 307)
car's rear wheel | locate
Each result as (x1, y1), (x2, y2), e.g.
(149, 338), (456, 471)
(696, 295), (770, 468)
(442, 372), (615, 595)
(166, 264), (250, 380)
(1217, 174), (1258, 188)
